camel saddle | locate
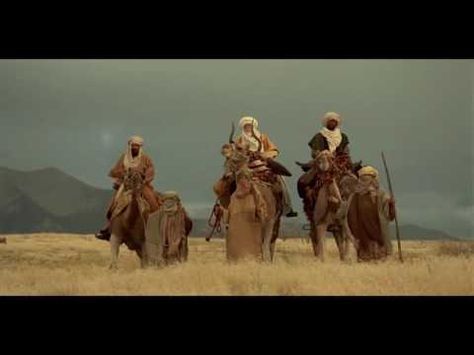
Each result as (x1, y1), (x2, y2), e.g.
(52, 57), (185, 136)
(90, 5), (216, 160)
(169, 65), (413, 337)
(110, 190), (151, 222)
(265, 159), (292, 177)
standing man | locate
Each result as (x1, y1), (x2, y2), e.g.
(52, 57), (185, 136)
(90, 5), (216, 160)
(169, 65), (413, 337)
(95, 135), (160, 240)
(346, 166), (396, 261)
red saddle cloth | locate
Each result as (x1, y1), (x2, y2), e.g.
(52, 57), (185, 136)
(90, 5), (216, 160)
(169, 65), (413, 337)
(334, 154), (353, 175)
(248, 159), (278, 184)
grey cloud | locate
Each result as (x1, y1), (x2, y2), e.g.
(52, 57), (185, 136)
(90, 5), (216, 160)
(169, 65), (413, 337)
(0, 59), (472, 237)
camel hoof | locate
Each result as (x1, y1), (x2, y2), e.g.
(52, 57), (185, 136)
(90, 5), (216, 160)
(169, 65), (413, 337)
(108, 263), (118, 271)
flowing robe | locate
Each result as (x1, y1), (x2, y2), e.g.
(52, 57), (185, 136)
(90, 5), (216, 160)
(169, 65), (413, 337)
(346, 188), (395, 261)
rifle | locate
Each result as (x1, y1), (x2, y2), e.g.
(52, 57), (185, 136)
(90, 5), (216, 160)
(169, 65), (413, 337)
(381, 151), (403, 262)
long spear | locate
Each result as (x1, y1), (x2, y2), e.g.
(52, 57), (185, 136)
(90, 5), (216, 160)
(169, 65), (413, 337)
(381, 151), (403, 262)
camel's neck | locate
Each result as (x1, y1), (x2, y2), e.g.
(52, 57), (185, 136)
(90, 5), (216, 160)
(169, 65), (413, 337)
(125, 192), (141, 226)
(234, 175), (252, 198)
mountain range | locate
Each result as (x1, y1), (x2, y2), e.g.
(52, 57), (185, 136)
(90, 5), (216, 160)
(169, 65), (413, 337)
(0, 166), (110, 233)
(0, 166), (460, 240)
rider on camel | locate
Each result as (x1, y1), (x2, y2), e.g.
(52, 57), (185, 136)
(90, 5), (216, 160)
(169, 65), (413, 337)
(236, 116), (298, 218)
(95, 136), (160, 240)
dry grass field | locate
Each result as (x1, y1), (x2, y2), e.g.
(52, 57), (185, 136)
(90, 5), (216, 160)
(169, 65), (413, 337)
(0, 234), (472, 295)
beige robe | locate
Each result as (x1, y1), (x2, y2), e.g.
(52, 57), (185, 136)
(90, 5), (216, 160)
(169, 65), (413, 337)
(236, 133), (279, 159)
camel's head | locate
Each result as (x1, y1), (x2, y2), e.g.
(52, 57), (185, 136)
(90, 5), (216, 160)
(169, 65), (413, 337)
(123, 169), (144, 195)
(221, 144), (250, 177)
(159, 191), (182, 215)
(228, 144), (250, 174)
(339, 173), (359, 200)
(314, 150), (334, 172)
(221, 121), (250, 164)
(221, 143), (234, 159)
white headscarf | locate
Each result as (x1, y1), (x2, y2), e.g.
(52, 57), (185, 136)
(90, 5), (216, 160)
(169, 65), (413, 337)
(123, 135), (144, 169)
(239, 116), (263, 152)
(320, 112), (342, 153)
(321, 112), (341, 127)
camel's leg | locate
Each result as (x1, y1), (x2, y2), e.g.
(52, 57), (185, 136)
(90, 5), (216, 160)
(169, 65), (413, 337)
(181, 239), (189, 262)
(136, 244), (148, 268)
(309, 224), (319, 257)
(341, 228), (353, 261)
(343, 219), (358, 256)
(270, 242), (276, 262)
(270, 217), (281, 261)
(109, 234), (121, 270)
(314, 223), (327, 261)
(262, 219), (275, 263)
(333, 228), (346, 261)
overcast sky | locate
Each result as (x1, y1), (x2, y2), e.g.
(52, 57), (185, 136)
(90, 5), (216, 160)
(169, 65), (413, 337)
(0, 59), (472, 237)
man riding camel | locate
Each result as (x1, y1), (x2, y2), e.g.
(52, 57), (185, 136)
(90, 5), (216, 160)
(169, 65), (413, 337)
(95, 135), (161, 240)
(297, 112), (359, 223)
(236, 116), (298, 218)
(308, 111), (352, 168)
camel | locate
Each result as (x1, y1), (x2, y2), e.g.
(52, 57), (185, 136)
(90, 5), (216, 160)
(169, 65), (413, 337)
(296, 150), (353, 261)
(297, 152), (364, 261)
(331, 173), (359, 260)
(226, 167), (282, 262)
(108, 169), (150, 269)
(214, 123), (283, 262)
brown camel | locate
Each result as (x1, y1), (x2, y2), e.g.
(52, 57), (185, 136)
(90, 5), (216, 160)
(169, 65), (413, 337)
(214, 122), (283, 262)
(109, 169), (150, 269)
(297, 153), (362, 261)
(297, 150), (343, 261)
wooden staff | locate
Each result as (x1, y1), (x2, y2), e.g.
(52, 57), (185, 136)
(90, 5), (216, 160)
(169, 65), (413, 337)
(381, 151), (403, 262)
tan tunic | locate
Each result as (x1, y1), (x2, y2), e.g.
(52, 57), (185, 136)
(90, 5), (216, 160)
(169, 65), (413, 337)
(109, 153), (155, 185)
(236, 133), (279, 159)
(108, 153), (160, 214)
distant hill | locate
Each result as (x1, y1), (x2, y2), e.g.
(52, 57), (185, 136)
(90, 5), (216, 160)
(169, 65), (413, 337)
(0, 166), (460, 240)
(389, 224), (459, 241)
(0, 167), (110, 233)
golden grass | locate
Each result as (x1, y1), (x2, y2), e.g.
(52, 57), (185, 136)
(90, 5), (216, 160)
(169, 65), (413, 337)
(0, 234), (472, 295)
